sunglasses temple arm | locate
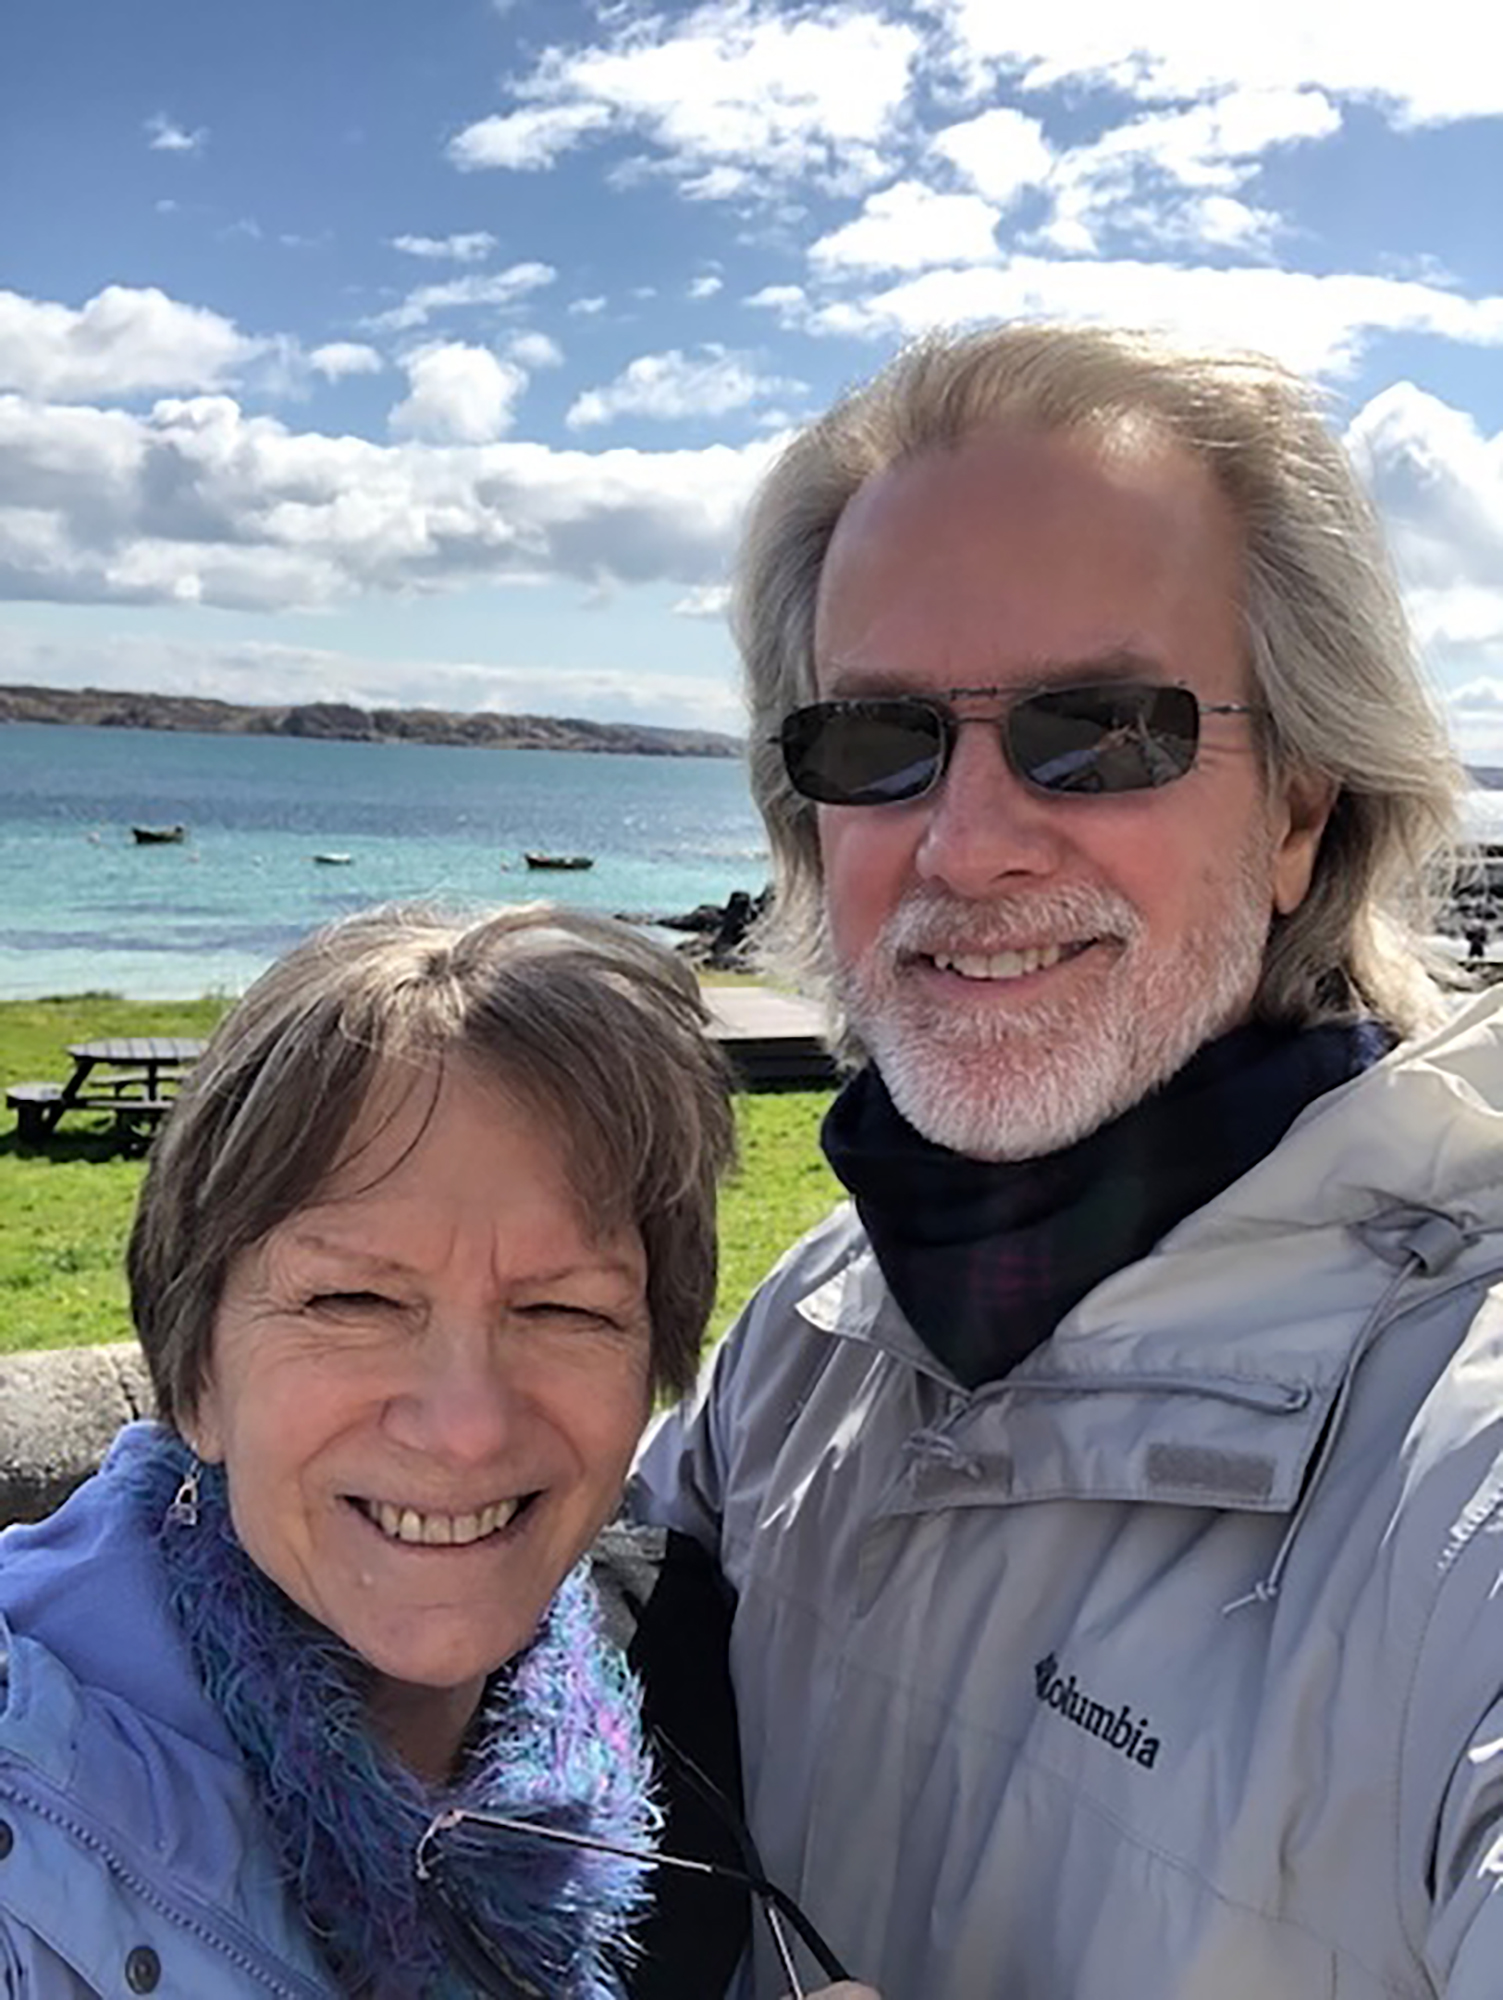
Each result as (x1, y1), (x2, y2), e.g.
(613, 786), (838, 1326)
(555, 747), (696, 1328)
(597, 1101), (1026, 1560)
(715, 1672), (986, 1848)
(650, 1733), (853, 1983)
(419, 1811), (854, 1985)
(760, 1880), (852, 1985)
(764, 1901), (805, 1999)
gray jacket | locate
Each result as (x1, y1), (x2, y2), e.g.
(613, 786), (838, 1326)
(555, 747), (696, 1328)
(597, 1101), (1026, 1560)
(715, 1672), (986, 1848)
(631, 990), (1503, 2000)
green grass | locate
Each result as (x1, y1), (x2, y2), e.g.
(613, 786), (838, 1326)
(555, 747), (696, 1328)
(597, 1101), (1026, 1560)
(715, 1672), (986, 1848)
(0, 995), (839, 1358)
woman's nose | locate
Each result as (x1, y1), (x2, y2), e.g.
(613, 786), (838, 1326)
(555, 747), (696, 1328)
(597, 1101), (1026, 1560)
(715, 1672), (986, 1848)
(384, 1323), (525, 1464)
(914, 714), (1066, 896)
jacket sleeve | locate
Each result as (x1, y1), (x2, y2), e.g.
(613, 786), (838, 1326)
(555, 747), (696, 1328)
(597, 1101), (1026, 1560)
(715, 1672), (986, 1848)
(623, 1352), (735, 1552)
(1420, 1684), (1503, 1997)
(628, 1207), (855, 1552)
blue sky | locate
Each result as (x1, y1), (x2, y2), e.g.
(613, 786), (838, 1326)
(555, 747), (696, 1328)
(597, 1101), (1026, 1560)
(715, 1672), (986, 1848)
(5, 0), (1503, 753)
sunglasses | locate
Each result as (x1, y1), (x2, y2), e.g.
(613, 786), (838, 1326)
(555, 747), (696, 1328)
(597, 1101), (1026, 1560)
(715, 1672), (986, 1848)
(775, 679), (1262, 806)
(416, 1752), (853, 1998)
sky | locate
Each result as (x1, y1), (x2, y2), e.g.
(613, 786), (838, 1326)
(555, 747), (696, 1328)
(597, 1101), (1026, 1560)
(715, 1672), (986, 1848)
(6, 0), (1503, 754)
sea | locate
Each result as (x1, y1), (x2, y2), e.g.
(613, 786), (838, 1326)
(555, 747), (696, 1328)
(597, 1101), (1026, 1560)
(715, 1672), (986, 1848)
(0, 723), (769, 1000)
(5, 721), (1503, 1002)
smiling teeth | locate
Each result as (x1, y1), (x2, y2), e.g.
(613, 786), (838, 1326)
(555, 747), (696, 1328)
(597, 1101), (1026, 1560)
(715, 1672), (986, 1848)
(932, 943), (1067, 981)
(370, 1498), (521, 1546)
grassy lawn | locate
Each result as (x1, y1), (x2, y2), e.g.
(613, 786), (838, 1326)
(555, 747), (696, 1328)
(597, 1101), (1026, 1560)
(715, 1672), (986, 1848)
(0, 994), (840, 1360)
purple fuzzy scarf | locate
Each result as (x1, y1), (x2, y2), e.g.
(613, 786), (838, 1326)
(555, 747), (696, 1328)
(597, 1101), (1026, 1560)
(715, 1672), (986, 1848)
(133, 1427), (656, 1999)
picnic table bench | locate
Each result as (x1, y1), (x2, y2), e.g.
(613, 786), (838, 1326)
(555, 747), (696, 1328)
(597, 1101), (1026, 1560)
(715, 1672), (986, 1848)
(6, 1038), (205, 1143)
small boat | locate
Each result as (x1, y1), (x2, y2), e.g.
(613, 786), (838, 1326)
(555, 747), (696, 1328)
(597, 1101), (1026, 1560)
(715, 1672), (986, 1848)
(312, 852), (353, 866)
(131, 824), (187, 845)
(524, 852), (595, 872)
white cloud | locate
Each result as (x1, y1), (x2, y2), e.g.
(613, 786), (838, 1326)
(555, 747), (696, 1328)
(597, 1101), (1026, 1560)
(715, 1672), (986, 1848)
(931, 107), (1053, 206)
(1345, 384), (1503, 678)
(391, 232), (499, 263)
(506, 331), (564, 369)
(388, 343), (528, 443)
(809, 180), (1002, 274)
(308, 343), (384, 382)
(145, 113), (206, 155)
(568, 296), (608, 317)
(1034, 86), (1340, 255)
(0, 286), (265, 400)
(930, 0), (1503, 128)
(448, 102), (614, 171)
(688, 274), (724, 299)
(0, 389), (776, 611)
(673, 583), (732, 619)
(1441, 679), (1503, 766)
(566, 345), (803, 428)
(453, 2), (920, 199)
(365, 261), (556, 334)
(764, 257), (1503, 380)
(744, 283), (808, 316)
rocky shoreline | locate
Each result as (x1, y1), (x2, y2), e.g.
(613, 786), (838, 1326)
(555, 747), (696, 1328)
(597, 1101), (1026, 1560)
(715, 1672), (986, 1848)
(654, 858), (1503, 981)
(0, 683), (741, 760)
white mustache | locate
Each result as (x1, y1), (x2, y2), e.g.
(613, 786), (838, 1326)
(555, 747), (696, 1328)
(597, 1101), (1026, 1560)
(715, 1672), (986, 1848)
(880, 884), (1144, 958)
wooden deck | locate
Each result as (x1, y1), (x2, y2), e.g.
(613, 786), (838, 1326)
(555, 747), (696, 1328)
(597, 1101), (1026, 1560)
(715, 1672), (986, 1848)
(701, 985), (836, 1090)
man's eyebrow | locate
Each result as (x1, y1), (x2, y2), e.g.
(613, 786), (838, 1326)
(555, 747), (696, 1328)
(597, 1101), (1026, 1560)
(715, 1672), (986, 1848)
(816, 646), (1170, 695)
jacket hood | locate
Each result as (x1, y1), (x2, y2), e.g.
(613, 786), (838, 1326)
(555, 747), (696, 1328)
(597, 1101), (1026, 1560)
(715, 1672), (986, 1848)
(0, 1422), (230, 1755)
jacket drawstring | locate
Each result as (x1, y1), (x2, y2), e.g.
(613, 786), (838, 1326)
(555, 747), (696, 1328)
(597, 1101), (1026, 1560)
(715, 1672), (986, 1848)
(1222, 1212), (1472, 1615)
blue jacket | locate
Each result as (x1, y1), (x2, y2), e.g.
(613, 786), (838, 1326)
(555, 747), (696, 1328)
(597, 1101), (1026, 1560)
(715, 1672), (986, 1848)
(0, 1425), (336, 1996)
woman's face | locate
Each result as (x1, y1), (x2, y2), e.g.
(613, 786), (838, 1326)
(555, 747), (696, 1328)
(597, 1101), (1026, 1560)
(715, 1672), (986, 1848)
(193, 1057), (652, 1769)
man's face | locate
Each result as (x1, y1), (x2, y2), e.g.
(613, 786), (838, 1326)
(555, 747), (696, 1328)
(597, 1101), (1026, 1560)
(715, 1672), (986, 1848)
(812, 425), (1330, 1160)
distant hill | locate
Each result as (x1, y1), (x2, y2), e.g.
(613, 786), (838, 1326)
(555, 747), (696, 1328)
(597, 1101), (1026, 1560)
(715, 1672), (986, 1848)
(1472, 768), (1503, 790)
(0, 684), (742, 759)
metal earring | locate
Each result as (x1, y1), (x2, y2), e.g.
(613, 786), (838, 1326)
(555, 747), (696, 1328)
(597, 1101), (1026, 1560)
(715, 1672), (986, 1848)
(166, 1459), (202, 1529)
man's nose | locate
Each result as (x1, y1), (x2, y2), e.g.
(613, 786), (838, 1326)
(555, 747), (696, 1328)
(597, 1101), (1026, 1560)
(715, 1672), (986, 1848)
(913, 713), (1066, 896)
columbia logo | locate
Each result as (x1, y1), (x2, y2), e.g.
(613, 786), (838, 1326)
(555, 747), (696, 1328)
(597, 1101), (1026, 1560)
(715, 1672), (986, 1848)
(1033, 1653), (1161, 1771)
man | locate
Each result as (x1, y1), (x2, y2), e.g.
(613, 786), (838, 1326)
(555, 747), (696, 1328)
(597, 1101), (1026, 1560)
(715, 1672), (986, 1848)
(631, 324), (1503, 2000)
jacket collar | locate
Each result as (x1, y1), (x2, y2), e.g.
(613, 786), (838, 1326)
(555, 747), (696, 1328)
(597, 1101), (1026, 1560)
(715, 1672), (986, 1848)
(796, 991), (1503, 1517)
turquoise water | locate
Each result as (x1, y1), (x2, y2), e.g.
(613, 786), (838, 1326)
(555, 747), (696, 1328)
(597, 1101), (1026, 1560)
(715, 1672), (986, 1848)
(0, 724), (767, 999)
(7, 722), (1499, 1001)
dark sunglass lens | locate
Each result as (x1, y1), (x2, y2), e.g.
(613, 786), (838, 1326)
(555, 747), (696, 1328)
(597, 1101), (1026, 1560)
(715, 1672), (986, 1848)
(781, 701), (945, 805)
(1009, 683), (1200, 794)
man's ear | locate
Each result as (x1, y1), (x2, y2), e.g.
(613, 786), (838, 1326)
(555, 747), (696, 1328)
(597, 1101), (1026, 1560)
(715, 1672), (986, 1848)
(1270, 769), (1338, 917)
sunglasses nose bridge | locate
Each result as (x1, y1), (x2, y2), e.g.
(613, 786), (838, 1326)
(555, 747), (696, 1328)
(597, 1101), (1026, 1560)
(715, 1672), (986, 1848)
(939, 704), (1028, 793)
(913, 714), (1067, 894)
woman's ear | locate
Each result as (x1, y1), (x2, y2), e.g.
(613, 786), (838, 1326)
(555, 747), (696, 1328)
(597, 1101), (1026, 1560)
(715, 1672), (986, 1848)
(181, 1375), (226, 1464)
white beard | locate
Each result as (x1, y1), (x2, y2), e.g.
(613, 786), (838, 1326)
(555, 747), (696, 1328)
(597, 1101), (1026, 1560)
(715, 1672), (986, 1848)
(833, 854), (1275, 1162)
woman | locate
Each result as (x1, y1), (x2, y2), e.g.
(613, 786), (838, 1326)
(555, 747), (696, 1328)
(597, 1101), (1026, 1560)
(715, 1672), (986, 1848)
(0, 904), (872, 1998)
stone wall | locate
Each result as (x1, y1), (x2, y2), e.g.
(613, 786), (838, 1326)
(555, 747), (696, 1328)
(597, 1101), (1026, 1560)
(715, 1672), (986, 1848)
(0, 1344), (155, 1525)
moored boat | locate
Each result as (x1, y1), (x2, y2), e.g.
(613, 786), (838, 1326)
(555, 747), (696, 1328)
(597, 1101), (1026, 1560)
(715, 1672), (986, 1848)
(523, 852), (595, 871)
(131, 824), (187, 845)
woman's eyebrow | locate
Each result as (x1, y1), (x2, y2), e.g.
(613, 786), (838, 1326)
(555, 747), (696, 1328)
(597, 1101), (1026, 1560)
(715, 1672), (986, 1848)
(280, 1230), (414, 1278)
(517, 1256), (647, 1290)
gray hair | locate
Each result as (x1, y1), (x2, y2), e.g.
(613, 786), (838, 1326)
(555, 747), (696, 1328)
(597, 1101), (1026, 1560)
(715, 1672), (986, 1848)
(129, 903), (736, 1424)
(738, 322), (1466, 1043)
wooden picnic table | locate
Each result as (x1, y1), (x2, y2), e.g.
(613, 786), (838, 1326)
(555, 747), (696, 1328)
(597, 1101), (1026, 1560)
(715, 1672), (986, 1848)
(7, 1037), (206, 1142)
